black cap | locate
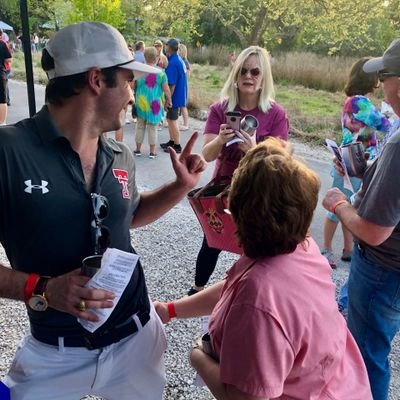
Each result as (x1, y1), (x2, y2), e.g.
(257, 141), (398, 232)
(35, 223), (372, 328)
(166, 38), (179, 52)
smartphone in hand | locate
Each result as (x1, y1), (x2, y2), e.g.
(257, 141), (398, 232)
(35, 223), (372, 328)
(225, 111), (241, 131)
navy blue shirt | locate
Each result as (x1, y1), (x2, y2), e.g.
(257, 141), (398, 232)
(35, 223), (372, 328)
(0, 106), (149, 337)
(165, 53), (187, 108)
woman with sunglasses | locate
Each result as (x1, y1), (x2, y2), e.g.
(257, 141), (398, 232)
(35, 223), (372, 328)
(187, 46), (289, 296)
(321, 58), (391, 274)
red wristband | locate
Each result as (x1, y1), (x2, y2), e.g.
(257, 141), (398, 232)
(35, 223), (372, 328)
(24, 273), (40, 303)
(331, 199), (348, 214)
(167, 302), (177, 318)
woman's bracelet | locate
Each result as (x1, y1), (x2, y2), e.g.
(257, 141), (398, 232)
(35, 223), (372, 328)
(167, 302), (177, 318)
(331, 199), (348, 214)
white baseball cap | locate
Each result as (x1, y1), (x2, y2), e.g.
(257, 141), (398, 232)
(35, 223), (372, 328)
(45, 22), (160, 80)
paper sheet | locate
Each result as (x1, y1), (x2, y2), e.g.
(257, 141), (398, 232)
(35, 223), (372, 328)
(78, 248), (139, 333)
(324, 139), (355, 193)
(226, 136), (244, 147)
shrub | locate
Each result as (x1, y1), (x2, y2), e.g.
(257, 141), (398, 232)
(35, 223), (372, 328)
(272, 52), (356, 93)
(188, 44), (234, 67)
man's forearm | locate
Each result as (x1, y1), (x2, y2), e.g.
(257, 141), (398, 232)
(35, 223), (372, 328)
(0, 264), (27, 301)
(131, 180), (190, 228)
(335, 202), (394, 246)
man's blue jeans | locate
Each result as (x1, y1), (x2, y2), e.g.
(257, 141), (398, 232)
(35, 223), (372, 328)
(347, 245), (400, 400)
(338, 280), (348, 310)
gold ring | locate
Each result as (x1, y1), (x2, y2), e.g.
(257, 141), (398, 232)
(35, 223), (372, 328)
(78, 299), (86, 312)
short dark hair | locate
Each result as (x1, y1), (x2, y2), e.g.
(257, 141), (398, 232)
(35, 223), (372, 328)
(166, 38), (179, 53)
(344, 57), (378, 96)
(41, 48), (119, 105)
(135, 41), (144, 51)
(229, 138), (320, 258)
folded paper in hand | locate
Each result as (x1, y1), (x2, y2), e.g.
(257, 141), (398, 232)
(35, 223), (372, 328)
(324, 139), (355, 193)
(78, 248), (140, 333)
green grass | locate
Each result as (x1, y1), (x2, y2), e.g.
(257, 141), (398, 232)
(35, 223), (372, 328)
(11, 51), (48, 84)
(276, 86), (342, 118)
(188, 64), (228, 111)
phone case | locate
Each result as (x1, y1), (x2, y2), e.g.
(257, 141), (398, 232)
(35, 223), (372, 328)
(225, 111), (241, 131)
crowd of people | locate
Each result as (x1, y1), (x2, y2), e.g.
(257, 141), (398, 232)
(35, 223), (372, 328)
(113, 37), (191, 157)
(0, 20), (400, 400)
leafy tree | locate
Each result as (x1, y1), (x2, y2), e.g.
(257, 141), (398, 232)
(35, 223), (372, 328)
(120, 0), (202, 43)
(193, 10), (241, 46)
(196, 0), (302, 48)
(299, 0), (398, 55)
(66, 0), (125, 29)
(0, 0), (22, 33)
(0, 0), (72, 34)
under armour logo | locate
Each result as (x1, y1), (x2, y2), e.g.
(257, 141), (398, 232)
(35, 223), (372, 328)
(24, 180), (49, 194)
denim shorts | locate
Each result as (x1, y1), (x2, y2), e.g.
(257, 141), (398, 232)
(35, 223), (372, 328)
(326, 166), (362, 222)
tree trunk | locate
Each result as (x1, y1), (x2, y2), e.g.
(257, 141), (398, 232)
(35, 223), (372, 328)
(248, 4), (268, 45)
(213, 6), (248, 48)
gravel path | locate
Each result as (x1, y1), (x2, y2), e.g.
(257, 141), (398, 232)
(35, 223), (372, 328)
(0, 139), (399, 399)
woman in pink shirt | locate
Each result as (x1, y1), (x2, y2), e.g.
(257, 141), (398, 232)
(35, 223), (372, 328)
(187, 45), (289, 296)
(155, 138), (372, 400)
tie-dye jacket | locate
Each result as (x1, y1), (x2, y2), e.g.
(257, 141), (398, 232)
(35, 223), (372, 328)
(341, 95), (391, 160)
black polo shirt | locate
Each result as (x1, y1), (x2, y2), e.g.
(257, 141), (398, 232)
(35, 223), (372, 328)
(0, 106), (149, 336)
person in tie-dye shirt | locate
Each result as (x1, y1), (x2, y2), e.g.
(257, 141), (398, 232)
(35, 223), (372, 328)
(134, 46), (172, 158)
(341, 95), (390, 160)
(321, 57), (391, 270)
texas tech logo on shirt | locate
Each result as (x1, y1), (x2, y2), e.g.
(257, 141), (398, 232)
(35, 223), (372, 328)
(112, 169), (130, 199)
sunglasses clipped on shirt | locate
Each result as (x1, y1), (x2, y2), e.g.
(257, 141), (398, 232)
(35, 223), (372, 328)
(378, 71), (399, 82)
(90, 193), (111, 255)
(240, 67), (261, 77)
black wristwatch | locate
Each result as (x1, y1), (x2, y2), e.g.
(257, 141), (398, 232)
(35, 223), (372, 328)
(28, 277), (50, 312)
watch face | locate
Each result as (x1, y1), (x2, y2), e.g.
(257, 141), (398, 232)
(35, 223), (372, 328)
(28, 295), (48, 311)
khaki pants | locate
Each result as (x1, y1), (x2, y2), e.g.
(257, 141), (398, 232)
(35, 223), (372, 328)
(135, 117), (157, 145)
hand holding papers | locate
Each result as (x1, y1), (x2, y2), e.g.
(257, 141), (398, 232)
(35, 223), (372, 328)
(78, 248), (139, 333)
(325, 139), (355, 193)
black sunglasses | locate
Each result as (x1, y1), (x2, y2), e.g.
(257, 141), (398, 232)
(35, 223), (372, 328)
(91, 193), (109, 222)
(90, 193), (111, 255)
(378, 71), (399, 82)
(240, 67), (261, 77)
